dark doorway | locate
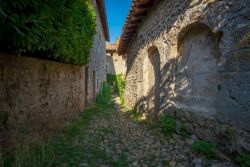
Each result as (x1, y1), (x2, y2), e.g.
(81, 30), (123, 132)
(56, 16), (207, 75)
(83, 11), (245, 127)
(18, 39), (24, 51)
(85, 67), (89, 105)
(93, 71), (96, 98)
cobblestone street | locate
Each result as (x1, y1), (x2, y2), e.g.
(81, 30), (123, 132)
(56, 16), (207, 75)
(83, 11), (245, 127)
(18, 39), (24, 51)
(78, 96), (237, 167)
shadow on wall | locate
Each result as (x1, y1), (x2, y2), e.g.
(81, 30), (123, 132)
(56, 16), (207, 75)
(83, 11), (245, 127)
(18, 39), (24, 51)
(135, 23), (221, 119)
(124, 0), (193, 109)
(136, 58), (177, 123)
(125, 0), (193, 121)
(125, 0), (250, 132)
(130, 21), (250, 153)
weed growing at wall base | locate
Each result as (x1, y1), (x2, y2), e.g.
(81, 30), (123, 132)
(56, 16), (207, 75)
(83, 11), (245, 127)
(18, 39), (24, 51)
(236, 153), (250, 167)
(159, 113), (177, 136)
(191, 140), (217, 159)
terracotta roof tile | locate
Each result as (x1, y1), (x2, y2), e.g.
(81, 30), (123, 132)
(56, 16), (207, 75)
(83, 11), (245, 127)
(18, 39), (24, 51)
(106, 44), (117, 51)
(106, 38), (120, 51)
(118, 0), (154, 54)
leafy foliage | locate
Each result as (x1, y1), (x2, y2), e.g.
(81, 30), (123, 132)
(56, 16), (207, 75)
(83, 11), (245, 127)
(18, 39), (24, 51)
(107, 74), (116, 86)
(191, 140), (217, 159)
(236, 153), (250, 167)
(96, 82), (111, 104)
(159, 113), (176, 136)
(0, 0), (96, 65)
(107, 74), (125, 104)
(127, 109), (142, 121)
(116, 75), (125, 104)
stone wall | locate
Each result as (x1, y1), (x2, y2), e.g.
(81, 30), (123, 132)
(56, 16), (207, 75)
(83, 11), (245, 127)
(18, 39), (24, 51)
(124, 0), (250, 153)
(0, 54), (85, 147)
(106, 52), (127, 75)
(86, 0), (107, 104)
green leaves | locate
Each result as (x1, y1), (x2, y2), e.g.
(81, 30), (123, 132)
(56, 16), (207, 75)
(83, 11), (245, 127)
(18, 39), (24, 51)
(159, 113), (177, 136)
(236, 153), (250, 167)
(96, 82), (111, 104)
(191, 140), (217, 159)
(0, 0), (96, 65)
(107, 74), (126, 104)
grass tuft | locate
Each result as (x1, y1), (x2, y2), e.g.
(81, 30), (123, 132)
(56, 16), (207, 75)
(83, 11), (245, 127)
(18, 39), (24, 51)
(159, 113), (176, 136)
(236, 153), (250, 167)
(191, 140), (217, 159)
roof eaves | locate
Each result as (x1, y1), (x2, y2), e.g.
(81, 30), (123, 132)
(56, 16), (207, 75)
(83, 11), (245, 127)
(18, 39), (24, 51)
(96, 0), (110, 41)
(118, 0), (154, 54)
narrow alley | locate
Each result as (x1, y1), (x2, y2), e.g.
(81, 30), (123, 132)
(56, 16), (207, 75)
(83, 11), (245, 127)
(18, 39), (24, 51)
(0, 0), (249, 167)
(77, 96), (236, 167)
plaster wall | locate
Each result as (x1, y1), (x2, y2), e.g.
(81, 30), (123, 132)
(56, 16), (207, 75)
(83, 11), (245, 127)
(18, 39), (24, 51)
(0, 54), (85, 147)
(106, 52), (127, 75)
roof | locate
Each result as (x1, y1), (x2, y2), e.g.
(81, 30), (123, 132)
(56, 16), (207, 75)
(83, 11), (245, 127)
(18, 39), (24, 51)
(96, 0), (110, 41)
(106, 38), (119, 52)
(106, 44), (117, 51)
(118, 0), (154, 54)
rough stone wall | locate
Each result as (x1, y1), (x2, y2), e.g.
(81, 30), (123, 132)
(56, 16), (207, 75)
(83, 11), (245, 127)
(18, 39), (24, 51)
(86, 0), (107, 104)
(106, 52), (127, 75)
(0, 54), (85, 147)
(176, 24), (220, 115)
(124, 0), (250, 153)
(106, 53), (115, 74)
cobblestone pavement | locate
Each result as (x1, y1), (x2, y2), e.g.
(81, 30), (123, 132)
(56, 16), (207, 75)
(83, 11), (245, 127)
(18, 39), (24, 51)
(79, 96), (237, 167)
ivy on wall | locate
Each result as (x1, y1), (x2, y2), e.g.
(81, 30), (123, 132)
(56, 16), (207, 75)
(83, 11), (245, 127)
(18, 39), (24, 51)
(0, 0), (96, 65)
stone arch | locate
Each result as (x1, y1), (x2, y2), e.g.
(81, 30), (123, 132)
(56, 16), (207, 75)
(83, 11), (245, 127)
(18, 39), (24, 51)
(175, 23), (221, 115)
(141, 45), (161, 122)
(178, 22), (214, 48)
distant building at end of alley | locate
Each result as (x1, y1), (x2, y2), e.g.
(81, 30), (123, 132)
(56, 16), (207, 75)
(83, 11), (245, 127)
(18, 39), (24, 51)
(106, 38), (127, 75)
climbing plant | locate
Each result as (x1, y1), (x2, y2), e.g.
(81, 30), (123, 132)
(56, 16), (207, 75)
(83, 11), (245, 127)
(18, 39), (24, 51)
(0, 0), (96, 65)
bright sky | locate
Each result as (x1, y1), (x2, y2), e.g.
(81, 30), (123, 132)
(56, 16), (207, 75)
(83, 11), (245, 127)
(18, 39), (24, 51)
(105, 0), (132, 43)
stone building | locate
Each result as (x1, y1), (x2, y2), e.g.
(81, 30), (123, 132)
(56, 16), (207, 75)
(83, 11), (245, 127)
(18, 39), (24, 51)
(0, 0), (109, 148)
(106, 39), (127, 75)
(85, 0), (110, 104)
(119, 0), (250, 153)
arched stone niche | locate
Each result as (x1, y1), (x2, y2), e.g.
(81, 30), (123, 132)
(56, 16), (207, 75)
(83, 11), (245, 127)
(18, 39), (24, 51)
(175, 23), (221, 115)
(139, 46), (161, 122)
